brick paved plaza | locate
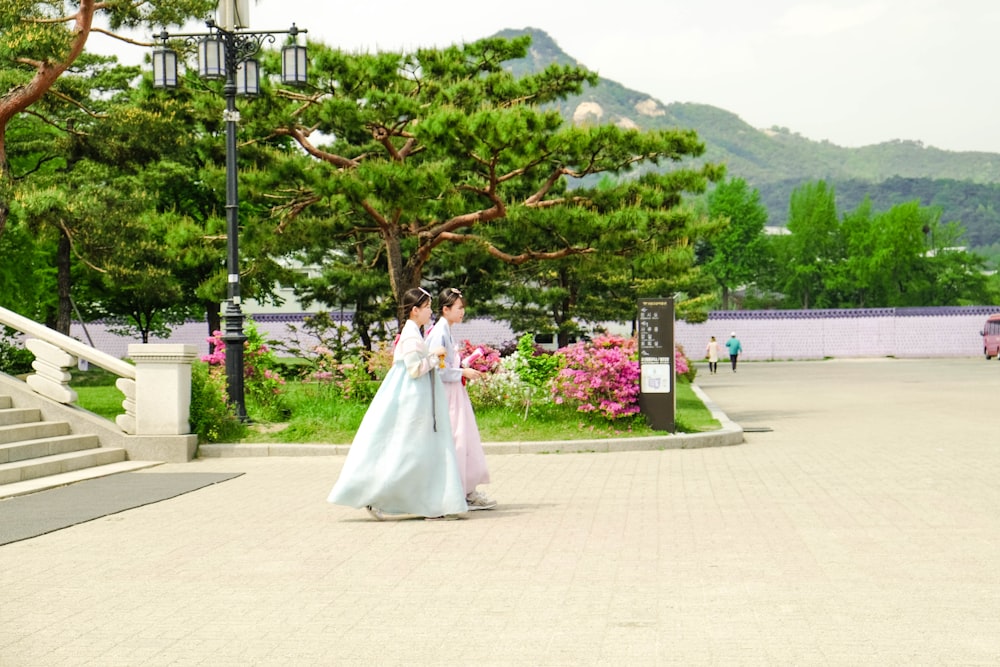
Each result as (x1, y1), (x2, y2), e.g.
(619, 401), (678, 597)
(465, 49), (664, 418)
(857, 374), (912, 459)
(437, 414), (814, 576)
(2, 358), (999, 665)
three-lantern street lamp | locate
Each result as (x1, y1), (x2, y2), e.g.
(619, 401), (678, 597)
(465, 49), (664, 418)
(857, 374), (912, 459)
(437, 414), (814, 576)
(150, 11), (307, 421)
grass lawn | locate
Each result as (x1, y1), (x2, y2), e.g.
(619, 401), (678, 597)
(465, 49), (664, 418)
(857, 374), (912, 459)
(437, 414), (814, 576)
(75, 377), (720, 444)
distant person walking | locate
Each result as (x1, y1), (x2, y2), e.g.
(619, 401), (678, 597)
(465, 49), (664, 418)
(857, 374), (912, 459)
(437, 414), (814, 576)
(705, 336), (720, 374)
(725, 332), (742, 372)
(327, 287), (467, 521)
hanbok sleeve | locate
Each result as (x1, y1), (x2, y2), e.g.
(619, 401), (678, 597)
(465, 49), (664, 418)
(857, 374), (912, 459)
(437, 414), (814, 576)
(397, 327), (437, 379)
(426, 320), (463, 384)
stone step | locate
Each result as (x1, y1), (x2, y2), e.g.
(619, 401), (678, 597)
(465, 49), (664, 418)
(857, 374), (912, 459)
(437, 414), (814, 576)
(0, 407), (42, 427)
(0, 434), (102, 464)
(0, 395), (11, 409)
(0, 421), (70, 445)
(0, 447), (128, 486)
(0, 460), (164, 499)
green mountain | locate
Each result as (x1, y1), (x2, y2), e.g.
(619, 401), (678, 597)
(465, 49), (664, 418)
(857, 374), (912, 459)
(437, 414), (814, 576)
(498, 28), (1000, 247)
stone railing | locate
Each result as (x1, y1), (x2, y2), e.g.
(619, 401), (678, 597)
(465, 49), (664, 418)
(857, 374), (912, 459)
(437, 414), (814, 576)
(0, 306), (198, 461)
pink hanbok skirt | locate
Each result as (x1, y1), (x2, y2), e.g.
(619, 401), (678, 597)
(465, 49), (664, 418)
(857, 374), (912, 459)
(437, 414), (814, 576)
(443, 381), (490, 494)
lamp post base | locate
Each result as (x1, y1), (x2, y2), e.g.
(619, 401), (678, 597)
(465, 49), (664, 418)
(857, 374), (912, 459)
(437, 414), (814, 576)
(222, 301), (248, 422)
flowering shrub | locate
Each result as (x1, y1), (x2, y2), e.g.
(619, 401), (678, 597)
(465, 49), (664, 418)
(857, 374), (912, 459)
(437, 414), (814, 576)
(189, 361), (247, 443)
(308, 344), (338, 385)
(466, 356), (527, 409)
(464, 337), (555, 417)
(277, 311), (367, 365)
(552, 335), (641, 420)
(675, 344), (696, 382)
(306, 341), (393, 402)
(366, 342), (394, 379)
(203, 319), (288, 421)
(457, 340), (501, 373)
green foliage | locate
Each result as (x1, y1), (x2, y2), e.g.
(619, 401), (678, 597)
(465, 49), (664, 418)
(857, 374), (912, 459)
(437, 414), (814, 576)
(673, 377), (720, 433)
(240, 32), (719, 333)
(465, 335), (561, 420)
(703, 178), (770, 308)
(763, 180), (991, 308)
(69, 365), (118, 387)
(203, 319), (291, 423)
(759, 177), (1000, 243)
(73, 385), (124, 419)
(774, 181), (840, 308)
(78, 370), (719, 444)
(508, 333), (561, 419)
(189, 362), (247, 443)
(240, 376), (719, 444)
(512, 333), (561, 390)
(0, 218), (45, 317)
(3, 44), (232, 337)
(245, 384), (370, 444)
(240, 320), (290, 422)
(270, 313), (393, 403)
(0, 330), (33, 375)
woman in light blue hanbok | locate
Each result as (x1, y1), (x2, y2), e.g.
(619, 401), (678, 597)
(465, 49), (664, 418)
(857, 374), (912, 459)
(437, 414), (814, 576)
(327, 287), (468, 520)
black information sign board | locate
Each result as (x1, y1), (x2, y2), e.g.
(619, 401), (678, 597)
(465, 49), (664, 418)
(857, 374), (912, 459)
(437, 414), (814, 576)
(637, 297), (675, 431)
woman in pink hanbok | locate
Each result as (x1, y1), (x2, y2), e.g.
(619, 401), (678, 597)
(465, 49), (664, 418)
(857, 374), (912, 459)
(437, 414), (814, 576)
(425, 288), (496, 510)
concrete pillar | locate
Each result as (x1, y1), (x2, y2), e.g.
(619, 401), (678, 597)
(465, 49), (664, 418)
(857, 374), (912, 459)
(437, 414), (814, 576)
(127, 344), (199, 436)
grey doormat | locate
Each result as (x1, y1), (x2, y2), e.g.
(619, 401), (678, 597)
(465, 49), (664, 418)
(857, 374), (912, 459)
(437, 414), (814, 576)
(0, 472), (243, 546)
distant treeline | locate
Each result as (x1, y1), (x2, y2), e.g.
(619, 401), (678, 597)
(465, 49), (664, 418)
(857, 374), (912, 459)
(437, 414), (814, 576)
(758, 177), (1000, 248)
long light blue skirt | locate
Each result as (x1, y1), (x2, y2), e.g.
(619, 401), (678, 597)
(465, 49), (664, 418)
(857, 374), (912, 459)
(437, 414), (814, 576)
(327, 362), (468, 517)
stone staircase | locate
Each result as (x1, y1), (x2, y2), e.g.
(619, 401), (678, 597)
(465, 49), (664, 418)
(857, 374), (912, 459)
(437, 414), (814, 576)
(0, 394), (161, 500)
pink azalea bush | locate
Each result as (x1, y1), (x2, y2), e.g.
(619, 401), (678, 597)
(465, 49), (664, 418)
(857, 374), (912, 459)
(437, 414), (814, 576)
(551, 336), (696, 420)
(458, 340), (501, 374)
(552, 335), (641, 420)
(676, 344), (695, 381)
(203, 319), (288, 420)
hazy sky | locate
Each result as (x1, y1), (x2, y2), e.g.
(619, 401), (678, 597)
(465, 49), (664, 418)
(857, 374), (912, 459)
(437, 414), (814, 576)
(91, 0), (1000, 153)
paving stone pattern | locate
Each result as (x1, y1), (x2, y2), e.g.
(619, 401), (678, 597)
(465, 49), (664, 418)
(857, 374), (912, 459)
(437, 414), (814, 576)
(1, 358), (999, 665)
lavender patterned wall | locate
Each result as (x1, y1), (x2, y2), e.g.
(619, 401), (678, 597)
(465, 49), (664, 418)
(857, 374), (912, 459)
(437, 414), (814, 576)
(675, 306), (1000, 361)
(69, 306), (1000, 362)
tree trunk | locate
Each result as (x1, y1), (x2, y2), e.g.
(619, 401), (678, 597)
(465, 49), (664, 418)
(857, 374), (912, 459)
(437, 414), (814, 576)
(205, 301), (222, 337)
(0, 143), (8, 240)
(721, 285), (731, 310)
(383, 228), (425, 327)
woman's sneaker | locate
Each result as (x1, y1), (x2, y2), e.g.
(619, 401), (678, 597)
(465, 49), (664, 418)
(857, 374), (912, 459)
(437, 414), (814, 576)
(466, 490), (497, 510)
(365, 506), (385, 521)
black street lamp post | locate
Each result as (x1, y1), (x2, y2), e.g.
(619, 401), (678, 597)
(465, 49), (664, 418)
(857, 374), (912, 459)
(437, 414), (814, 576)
(152, 16), (307, 421)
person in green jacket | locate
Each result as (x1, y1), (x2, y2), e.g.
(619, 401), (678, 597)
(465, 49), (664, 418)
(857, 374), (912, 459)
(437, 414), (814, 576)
(725, 332), (743, 372)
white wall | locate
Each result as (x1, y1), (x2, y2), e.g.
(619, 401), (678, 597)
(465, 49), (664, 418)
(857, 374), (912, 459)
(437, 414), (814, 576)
(675, 308), (1000, 361)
